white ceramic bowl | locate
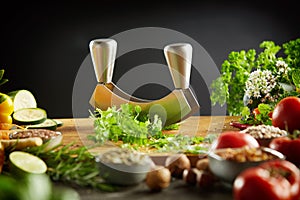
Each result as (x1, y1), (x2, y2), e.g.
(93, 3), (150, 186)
(95, 148), (153, 186)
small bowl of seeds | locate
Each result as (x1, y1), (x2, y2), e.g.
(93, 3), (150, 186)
(240, 125), (288, 147)
(208, 146), (285, 183)
(95, 148), (154, 186)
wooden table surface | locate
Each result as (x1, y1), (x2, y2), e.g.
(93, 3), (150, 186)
(55, 116), (240, 200)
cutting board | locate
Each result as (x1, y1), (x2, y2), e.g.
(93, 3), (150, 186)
(57, 116), (240, 165)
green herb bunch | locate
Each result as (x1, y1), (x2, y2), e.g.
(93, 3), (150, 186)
(211, 38), (300, 116)
(88, 104), (162, 146)
(89, 103), (213, 153)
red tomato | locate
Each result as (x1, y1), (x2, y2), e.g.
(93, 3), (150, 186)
(214, 131), (259, 149)
(269, 137), (300, 167)
(272, 97), (300, 133)
(233, 160), (300, 200)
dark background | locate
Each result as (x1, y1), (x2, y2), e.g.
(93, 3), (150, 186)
(0, 0), (299, 118)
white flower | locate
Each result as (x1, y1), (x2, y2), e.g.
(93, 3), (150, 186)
(245, 69), (277, 99)
(275, 60), (290, 75)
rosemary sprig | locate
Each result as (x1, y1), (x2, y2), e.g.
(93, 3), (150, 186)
(25, 142), (116, 192)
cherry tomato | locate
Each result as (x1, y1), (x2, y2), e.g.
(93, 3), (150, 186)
(0, 93), (14, 115)
(233, 160), (300, 200)
(272, 96), (300, 133)
(214, 131), (259, 149)
(269, 137), (300, 167)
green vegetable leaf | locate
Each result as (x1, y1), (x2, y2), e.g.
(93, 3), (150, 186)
(292, 69), (300, 89)
(255, 103), (273, 125)
(210, 49), (256, 115)
(257, 41), (281, 71)
(257, 103), (272, 115)
(283, 38), (300, 68)
(241, 106), (251, 120)
(89, 104), (163, 146)
(162, 123), (180, 130)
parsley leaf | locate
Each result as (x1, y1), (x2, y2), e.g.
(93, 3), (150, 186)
(88, 104), (162, 145)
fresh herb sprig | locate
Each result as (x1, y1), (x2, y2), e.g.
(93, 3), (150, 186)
(88, 104), (163, 145)
(25, 142), (116, 192)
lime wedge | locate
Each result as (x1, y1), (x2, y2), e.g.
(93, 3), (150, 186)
(8, 90), (37, 112)
(13, 107), (47, 125)
(9, 151), (47, 174)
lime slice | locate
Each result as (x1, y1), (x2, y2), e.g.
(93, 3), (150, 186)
(9, 151), (47, 174)
(8, 90), (37, 112)
(13, 107), (47, 125)
(27, 118), (57, 130)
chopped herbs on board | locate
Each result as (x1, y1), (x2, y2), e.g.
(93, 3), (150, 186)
(88, 104), (211, 154)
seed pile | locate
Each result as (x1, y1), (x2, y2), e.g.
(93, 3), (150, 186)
(99, 148), (152, 166)
(241, 125), (287, 139)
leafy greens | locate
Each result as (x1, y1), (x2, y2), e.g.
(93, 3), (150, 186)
(89, 104), (210, 153)
(210, 38), (300, 116)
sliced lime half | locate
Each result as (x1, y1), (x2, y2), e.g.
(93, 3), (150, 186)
(13, 107), (47, 125)
(9, 151), (47, 174)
